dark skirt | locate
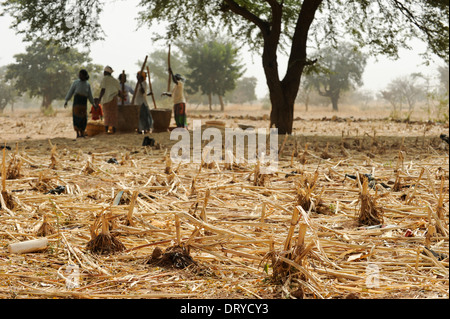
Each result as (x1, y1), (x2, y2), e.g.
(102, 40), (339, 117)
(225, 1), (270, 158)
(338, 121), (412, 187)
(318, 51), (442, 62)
(139, 103), (153, 132)
(73, 94), (88, 132)
(174, 103), (187, 128)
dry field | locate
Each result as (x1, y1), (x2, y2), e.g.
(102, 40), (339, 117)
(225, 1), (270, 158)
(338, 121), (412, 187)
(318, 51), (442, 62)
(0, 105), (448, 300)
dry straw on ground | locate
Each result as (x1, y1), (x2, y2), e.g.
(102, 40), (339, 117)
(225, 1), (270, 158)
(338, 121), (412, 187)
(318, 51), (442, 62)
(0, 112), (448, 299)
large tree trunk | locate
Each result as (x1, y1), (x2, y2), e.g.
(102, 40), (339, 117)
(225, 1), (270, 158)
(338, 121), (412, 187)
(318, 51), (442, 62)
(263, 0), (322, 135)
(263, 46), (292, 133)
(268, 82), (295, 134)
(331, 95), (339, 111)
(225, 0), (322, 134)
(262, 6), (296, 135)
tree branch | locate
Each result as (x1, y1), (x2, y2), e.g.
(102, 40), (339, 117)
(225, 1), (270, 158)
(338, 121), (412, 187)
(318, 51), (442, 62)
(283, 0), (322, 86)
(389, 0), (445, 36)
(222, 0), (270, 35)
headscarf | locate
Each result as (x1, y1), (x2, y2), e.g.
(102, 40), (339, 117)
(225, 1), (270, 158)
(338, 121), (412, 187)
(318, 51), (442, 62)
(104, 66), (114, 74)
(137, 71), (147, 81)
(174, 74), (185, 82)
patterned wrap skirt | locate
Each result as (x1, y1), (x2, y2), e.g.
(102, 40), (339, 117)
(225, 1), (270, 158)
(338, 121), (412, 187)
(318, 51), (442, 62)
(174, 103), (187, 128)
(72, 94), (88, 132)
(103, 98), (119, 127)
(139, 103), (153, 132)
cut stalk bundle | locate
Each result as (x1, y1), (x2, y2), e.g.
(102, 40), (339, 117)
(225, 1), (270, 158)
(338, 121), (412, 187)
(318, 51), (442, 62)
(49, 145), (58, 170)
(0, 190), (14, 210)
(200, 146), (215, 170)
(262, 209), (316, 297)
(82, 160), (95, 175)
(126, 191), (139, 226)
(1, 148), (14, 210)
(295, 171), (318, 212)
(87, 214), (126, 255)
(164, 155), (172, 174)
(392, 170), (402, 192)
(436, 175), (446, 221)
(252, 160), (269, 186)
(6, 154), (23, 180)
(320, 142), (332, 159)
(36, 214), (56, 237)
(146, 244), (197, 269)
(357, 176), (384, 226)
(299, 143), (309, 164)
(29, 172), (55, 193)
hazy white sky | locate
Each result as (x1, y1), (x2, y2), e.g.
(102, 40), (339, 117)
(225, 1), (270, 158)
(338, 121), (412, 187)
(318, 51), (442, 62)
(0, 0), (443, 99)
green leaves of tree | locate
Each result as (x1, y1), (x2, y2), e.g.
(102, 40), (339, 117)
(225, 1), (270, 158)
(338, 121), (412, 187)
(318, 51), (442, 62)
(1, 0), (104, 47)
(5, 39), (101, 110)
(304, 44), (367, 111)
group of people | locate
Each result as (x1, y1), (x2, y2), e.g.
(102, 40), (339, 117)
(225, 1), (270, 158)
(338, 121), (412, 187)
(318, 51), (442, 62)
(64, 65), (187, 138)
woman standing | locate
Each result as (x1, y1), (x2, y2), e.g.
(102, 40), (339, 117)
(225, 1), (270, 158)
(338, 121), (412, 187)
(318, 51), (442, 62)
(64, 69), (95, 138)
(97, 66), (121, 134)
(162, 68), (188, 128)
(135, 71), (153, 134)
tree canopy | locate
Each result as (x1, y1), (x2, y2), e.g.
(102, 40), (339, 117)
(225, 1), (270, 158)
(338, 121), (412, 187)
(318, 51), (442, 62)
(0, 66), (16, 113)
(226, 77), (258, 104)
(180, 34), (245, 110)
(305, 44), (367, 111)
(381, 73), (426, 119)
(1, 0), (104, 46)
(2, 0), (448, 133)
(5, 39), (102, 112)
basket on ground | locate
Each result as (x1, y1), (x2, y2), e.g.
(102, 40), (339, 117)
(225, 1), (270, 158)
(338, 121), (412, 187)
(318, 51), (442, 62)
(86, 122), (105, 137)
(151, 109), (172, 133)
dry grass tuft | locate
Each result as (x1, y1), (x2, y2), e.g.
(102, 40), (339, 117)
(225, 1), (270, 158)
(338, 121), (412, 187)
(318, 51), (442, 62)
(86, 214), (126, 255)
(36, 214), (57, 237)
(357, 176), (384, 226)
(146, 245), (197, 269)
(6, 154), (23, 180)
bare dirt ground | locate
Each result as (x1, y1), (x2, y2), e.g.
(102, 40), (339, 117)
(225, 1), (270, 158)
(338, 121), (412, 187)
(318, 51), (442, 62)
(0, 105), (448, 300)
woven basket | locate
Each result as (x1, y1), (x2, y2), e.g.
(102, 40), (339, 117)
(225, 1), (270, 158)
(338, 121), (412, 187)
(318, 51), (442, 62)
(86, 122), (105, 137)
(151, 108), (172, 133)
(118, 104), (139, 132)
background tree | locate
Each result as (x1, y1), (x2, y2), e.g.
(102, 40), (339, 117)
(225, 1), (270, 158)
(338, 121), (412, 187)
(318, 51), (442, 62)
(180, 34), (245, 111)
(5, 39), (101, 114)
(225, 77), (258, 104)
(304, 44), (367, 111)
(438, 65), (449, 95)
(420, 65), (449, 122)
(380, 73), (425, 120)
(3, 0), (449, 133)
(0, 66), (17, 113)
(296, 79), (313, 112)
(0, 82), (15, 114)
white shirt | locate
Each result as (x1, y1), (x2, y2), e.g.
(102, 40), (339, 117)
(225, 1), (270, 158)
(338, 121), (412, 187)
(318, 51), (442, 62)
(100, 75), (121, 104)
(172, 81), (186, 104)
(135, 81), (150, 107)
